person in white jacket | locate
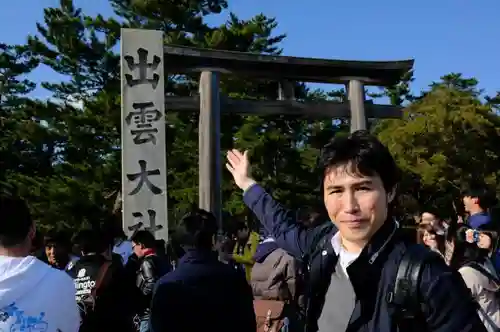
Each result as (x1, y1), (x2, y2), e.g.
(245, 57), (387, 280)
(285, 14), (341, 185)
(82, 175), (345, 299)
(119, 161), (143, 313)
(452, 227), (500, 332)
(0, 196), (80, 332)
(459, 260), (500, 332)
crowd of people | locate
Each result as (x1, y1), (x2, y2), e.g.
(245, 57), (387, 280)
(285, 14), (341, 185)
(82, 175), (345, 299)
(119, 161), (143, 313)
(1, 130), (500, 332)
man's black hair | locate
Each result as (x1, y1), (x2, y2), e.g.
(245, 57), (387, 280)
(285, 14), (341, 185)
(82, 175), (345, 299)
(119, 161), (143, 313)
(131, 230), (156, 249)
(462, 184), (498, 210)
(318, 130), (401, 194)
(172, 208), (217, 250)
(0, 196), (32, 248)
(102, 215), (126, 240)
(44, 230), (71, 249)
(99, 224), (118, 250)
(74, 229), (103, 254)
(420, 208), (450, 223)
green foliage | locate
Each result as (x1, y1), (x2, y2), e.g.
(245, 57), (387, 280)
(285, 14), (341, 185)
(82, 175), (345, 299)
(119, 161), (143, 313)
(376, 74), (500, 220)
(1, 0), (317, 231)
(369, 70), (415, 106)
(2, 0), (500, 233)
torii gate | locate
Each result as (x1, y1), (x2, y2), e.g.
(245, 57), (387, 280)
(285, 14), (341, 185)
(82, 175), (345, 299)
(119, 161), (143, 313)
(119, 28), (414, 240)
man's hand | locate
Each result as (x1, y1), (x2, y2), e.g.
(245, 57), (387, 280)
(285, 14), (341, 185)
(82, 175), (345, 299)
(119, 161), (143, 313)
(226, 149), (256, 191)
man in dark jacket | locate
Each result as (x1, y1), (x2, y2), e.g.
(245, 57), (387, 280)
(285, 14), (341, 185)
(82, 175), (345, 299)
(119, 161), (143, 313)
(131, 230), (170, 332)
(68, 229), (134, 332)
(226, 130), (486, 332)
(463, 185), (497, 230)
(150, 208), (256, 332)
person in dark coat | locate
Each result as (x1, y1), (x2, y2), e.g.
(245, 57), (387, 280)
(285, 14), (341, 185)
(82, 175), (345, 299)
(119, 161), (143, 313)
(150, 208), (256, 332)
(226, 130), (486, 332)
(463, 185), (497, 230)
(68, 229), (134, 332)
(131, 231), (170, 332)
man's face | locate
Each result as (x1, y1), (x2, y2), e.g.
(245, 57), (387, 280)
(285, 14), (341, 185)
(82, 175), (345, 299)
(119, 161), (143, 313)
(132, 241), (144, 258)
(45, 243), (66, 265)
(462, 196), (475, 213)
(323, 164), (393, 252)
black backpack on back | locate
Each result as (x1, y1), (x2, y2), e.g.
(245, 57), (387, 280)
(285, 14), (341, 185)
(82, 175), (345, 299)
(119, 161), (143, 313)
(388, 244), (440, 332)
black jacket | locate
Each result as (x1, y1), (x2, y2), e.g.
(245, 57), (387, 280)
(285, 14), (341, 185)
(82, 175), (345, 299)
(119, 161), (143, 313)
(150, 250), (256, 332)
(136, 254), (170, 319)
(67, 254), (134, 332)
(243, 184), (487, 332)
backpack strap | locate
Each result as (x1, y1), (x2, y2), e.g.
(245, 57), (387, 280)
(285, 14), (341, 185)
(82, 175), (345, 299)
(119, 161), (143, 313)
(390, 244), (437, 331)
(91, 261), (112, 298)
(465, 261), (500, 283)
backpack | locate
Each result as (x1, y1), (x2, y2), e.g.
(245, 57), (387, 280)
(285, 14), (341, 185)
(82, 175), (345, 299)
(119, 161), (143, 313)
(76, 261), (112, 326)
(389, 244), (442, 332)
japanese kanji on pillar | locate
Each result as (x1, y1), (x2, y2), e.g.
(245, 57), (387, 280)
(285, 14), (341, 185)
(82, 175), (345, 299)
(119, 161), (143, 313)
(120, 29), (168, 242)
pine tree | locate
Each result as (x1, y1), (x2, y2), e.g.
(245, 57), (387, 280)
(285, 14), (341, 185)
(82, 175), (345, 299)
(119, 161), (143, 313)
(24, 0), (311, 229)
(0, 43), (46, 195)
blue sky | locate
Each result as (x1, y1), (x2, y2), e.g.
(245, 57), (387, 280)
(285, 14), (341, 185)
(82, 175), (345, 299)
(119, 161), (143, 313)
(1, 0), (499, 99)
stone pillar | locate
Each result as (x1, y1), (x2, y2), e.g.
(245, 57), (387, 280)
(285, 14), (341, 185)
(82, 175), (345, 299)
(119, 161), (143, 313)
(120, 28), (168, 242)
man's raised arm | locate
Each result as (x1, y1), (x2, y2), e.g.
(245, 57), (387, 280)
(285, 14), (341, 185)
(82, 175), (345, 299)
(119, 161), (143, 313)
(226, 149), (326, 258)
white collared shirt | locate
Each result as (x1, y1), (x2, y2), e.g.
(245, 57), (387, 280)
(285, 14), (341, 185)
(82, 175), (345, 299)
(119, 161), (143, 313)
(331, 232), (361, 276)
